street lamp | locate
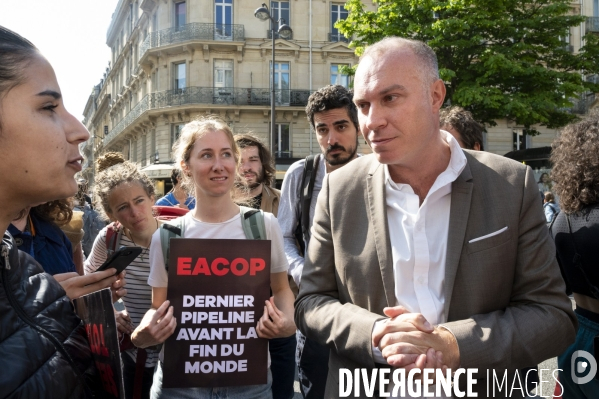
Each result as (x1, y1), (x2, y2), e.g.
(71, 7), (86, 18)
(254, 3), (292, 157)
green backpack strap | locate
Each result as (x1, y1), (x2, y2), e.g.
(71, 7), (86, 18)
(239, 206), (266, 240)
(160, 217), (186, 271)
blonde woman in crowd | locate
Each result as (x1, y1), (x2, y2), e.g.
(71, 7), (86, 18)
(132, 116), (296, 399)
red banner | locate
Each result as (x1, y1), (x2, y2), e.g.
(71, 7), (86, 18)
(73, 288), (125, 398)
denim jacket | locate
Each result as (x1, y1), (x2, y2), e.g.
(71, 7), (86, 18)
(8, 212), (75, 275)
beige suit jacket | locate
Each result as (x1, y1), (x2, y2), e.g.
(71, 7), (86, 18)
(295, 151), (577, 398)
(260, 184), (281, 217)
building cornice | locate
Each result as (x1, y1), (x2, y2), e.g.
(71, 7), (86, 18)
(107, 0), (129, 44)
(140, 0), (157, 14)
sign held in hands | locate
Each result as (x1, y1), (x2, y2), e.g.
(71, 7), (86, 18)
(73, 288), (125, 398)
(162, 238), (271, 388)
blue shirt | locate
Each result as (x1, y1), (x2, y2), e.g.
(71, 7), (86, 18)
(544, 202), (560, 223)
(8, 213), (76, 275)
(155, 191), (196, 209)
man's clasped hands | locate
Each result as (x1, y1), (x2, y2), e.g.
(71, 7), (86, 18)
(372, 306), (461, 374)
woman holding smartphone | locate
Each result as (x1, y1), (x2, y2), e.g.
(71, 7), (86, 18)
(133, 116), (296, 399)
(84, 151), (162, 399)
(0, 25), (123, 398)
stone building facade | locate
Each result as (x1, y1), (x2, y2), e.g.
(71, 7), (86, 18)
(81, 0), (375, 193)
(81, 0), (598, 191)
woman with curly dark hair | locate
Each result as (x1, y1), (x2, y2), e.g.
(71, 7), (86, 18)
(84, 152), (162, 399)
(551, 111), (599, 398)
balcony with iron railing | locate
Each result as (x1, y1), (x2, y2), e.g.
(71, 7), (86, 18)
(586, 74), (599, 84)
(587, 17), (599, 33)
(569, 93), (596, 115)
(140, 23), (244, 59)
(103, 86), (313, 147)
(328, 33), (349, 43)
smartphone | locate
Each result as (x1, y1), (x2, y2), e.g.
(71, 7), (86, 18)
(95, 246), (143, 275)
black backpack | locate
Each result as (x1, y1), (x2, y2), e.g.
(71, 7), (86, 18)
(294, 154), (320, 255)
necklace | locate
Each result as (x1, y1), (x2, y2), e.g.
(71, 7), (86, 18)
(127, 218), (158, 262)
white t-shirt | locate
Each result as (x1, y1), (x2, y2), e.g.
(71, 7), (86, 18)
(147, 210), (289, 367)
(148, 211), (288, 287)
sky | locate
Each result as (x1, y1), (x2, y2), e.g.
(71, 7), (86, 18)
(0, 0), (120, 119)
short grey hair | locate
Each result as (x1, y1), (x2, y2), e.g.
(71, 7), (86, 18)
(361, 37), (439, 85)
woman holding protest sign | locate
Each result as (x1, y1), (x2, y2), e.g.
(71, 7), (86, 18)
(84, 152), (162, 399)
(0, 25), (123, 398)
(133, 116), (296, 399)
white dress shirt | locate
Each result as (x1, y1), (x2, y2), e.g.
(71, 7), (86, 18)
(277, 156), (327, 287)
(372, 131), (467, 398)
(385, 131), (466, 325)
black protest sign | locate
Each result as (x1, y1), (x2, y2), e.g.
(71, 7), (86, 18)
(73, 288), (125, 398)
(162, 238), (271, 389)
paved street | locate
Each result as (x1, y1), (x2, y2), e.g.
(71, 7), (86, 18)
(534, 357), (559, 398)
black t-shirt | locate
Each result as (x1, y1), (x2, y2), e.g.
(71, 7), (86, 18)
(551, 204), (599, 298)
(250, 194), (262, 210)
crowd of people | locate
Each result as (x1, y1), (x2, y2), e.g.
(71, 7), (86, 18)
(1, 24), (598, 399)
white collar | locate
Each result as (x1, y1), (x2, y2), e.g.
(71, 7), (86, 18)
(383, 130), (467, 195)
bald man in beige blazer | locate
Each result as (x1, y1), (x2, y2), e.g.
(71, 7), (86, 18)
(294, 37), (576, 398)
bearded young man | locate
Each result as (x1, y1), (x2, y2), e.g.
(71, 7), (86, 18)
(278, 84), (361, 399)
(235, 134), (280, 215)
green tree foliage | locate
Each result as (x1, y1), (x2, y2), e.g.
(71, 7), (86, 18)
(337, 0), (599, 132)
